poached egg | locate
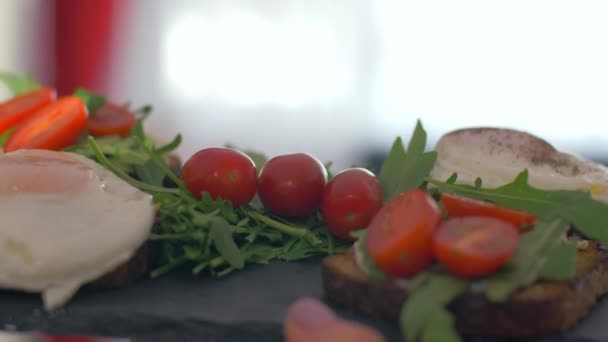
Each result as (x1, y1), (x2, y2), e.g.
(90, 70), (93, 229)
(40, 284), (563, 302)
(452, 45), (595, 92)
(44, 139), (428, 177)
(430, 128), (608, 203)
(0, 149), (155, 310)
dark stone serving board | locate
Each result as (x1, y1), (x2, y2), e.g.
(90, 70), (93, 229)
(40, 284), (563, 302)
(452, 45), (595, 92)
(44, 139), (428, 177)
(0, 258), (606, 341)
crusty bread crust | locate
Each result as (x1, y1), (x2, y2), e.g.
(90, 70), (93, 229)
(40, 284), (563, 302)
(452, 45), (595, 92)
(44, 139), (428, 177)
(88, 241), (152, 288)
(321, 242), (608, 338)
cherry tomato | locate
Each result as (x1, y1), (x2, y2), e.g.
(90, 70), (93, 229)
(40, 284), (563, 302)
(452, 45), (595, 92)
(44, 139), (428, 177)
(258, 153), (327, 217)
(433, 216), (519, 279)
(441, 193), (537, 229)
(366, 189), (441, 278)
(4, 96), (87, 152)
(321, 168), (383, 240)
(87, 102), (136, 137)
(0, 87), (56, 134)
(181, 147), (257, 207)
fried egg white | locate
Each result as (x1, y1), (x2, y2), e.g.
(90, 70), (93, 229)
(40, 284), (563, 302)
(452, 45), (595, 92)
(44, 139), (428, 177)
(430, 128), (608, 203)
(0, 149), (155, 310)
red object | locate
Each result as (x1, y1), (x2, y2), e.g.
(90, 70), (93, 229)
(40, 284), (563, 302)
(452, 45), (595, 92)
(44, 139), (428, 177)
(41, 336), (100, 342)
(441, 193), (537, 229)
(433, 216), (519, 279)
(54, 1), (121, 95)
(0, 87), (56, 134)
(321, 168), (383, 240)
(4, 96), (87, 152)
(366, 189), (441, 278)
(87, 102), (136, 137)
(180, 147), (258, 208)
(258, 153), (327, 217)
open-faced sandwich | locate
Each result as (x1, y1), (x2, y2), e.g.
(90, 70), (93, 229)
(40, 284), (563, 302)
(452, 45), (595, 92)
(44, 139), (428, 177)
(322, 123), (608, 341)
(0, 73), (346, 311)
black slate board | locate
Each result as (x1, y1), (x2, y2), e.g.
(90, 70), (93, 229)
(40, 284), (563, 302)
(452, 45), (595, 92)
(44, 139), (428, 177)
(0, 258), (606, 342)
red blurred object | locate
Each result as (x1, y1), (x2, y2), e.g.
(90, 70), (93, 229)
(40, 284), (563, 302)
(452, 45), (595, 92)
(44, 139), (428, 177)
(54, 0), (124, 95)
(41, 336), (101, 342)
(87, 102), (137, 137)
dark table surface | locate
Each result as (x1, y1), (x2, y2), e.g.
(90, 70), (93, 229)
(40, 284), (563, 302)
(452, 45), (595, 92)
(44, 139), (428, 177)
(0, 258), (607, 342)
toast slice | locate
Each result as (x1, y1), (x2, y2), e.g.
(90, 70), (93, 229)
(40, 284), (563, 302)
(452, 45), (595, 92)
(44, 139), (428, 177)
(321, 242), (608, 338)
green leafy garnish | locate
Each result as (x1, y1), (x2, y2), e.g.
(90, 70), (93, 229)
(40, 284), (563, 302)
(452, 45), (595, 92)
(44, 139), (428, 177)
(401, 273), (468, 342)
(209, 223), (245, 269)
(428, 170), (608, 243)
(538, 241), (577, 280)
(0, 72), (41, 94)
(379, 120), (437, 202)
(485, 217), (571, 301)
(84, 131), (346, 278)
(73, 88), (106, 114)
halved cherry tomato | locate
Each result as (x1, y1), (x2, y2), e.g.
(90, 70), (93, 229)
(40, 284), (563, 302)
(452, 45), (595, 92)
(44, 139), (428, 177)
(0, 87), (56, 134)
(366, 189), (441, 278)
(3, 96), (87, 152)
(433, 216), (519, 279)
(441, 193), (537, 228)
(321, 168), (383, 240)
(181, 147), (258, 207)
(87, 102), (136, 137)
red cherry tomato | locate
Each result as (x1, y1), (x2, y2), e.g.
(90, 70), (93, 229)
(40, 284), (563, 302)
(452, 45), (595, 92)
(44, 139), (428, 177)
(258, 153), (327, 217)
(87, 102), (136, 137)
(3, 96), (87, 152)
(366, 189), (441, 278)
(180, 147), (257, 207)
(441, 193), (537, 229)
(433, 216), (519, 279)
(321, 168), (383, 240)
(0, 87), (56, 134)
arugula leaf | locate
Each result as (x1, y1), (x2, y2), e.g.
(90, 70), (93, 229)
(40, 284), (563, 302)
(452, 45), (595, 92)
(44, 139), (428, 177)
(209, 222), (245, 269)
(485, 217), (570, 301)
(155, 134), (182, 154)
(538, 240), (577, 280)
(0, 72), (41, 94)
(73, 88), (106, 114)
(351, 230), (388, 282)
(429, 170), (608, 244)
(401, 273), (468, 342)
(420, 309), (462, 342)
(379, 120), (437, 202)
(135, 159), (166, 187)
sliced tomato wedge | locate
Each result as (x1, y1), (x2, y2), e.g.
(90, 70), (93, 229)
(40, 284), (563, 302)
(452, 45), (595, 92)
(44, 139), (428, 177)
(87, 102), (136, 137)
(3, 96), (87, 152)
(433, 216), (519, 279)
(0, 87), (56, 134)
(366, 189), (441, 278)
(441, 193), (537, 229)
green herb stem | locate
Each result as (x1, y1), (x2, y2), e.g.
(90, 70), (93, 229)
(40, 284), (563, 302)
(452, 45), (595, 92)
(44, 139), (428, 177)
(88, 136), (180, 195)
(149, 233), (192, 241)
(247, 211), (323, 246)
(150, 257), (187, 278)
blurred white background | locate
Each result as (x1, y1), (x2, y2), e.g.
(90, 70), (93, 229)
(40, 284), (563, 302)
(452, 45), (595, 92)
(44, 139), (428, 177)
(3, 0), (608, 170)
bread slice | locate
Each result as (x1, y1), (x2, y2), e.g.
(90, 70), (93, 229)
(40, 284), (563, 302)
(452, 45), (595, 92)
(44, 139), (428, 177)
(88, 242), (153, 287)
(321, 242), (608, 338)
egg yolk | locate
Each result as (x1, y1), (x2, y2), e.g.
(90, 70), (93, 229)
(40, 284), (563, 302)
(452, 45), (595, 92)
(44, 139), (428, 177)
(0, 151), (94, 195)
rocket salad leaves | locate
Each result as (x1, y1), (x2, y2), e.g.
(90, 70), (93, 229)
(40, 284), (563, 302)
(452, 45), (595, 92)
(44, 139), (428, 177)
(85, 117), (346, 278)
